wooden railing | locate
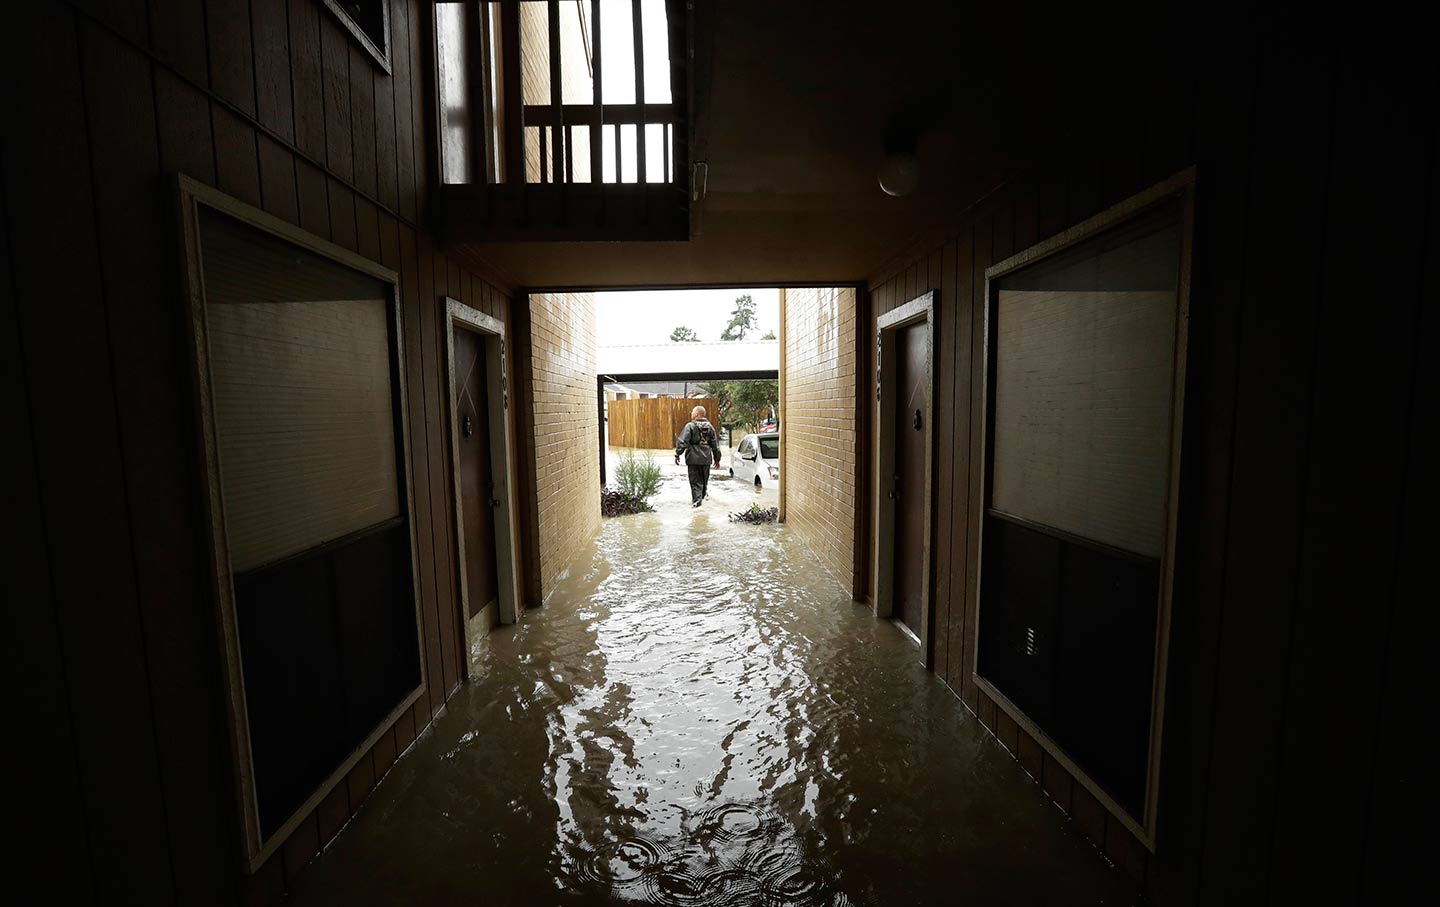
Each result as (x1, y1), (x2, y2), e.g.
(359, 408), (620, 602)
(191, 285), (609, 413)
(432, 0), (690, 241)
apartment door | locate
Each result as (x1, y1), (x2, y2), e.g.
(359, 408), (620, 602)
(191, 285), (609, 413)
(454, 326), (499, 619)
(892, 321), (929, 639)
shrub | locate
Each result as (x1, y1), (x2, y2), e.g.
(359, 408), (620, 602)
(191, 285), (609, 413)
(728, 503), (778, 524)
(601, 488), (653, 517)
(615, 449), (663, 501)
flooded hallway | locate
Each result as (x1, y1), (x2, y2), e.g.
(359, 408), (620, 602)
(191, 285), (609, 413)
(5, 2), (1431, 905)
(290, 474), (1132, 905)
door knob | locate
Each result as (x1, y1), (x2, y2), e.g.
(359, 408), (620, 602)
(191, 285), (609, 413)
(913, 409), (923, 430)
(462, 413), (473, 438)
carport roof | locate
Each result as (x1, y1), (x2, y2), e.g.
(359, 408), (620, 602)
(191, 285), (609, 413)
(597, 340), (778, 377)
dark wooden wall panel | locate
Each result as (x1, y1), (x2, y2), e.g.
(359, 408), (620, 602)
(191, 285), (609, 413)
(1266, 50), (1432, 902)
(390, 0), (419, 221)
(945, 222), (974, 699)
(206, 0), (256, 115)
(1143, 38), (1254, 907)
(251, 0), (295, 144)
(350, 44), (379, 198)
(1359, 142), (1436, 904)
(930, 239), (957, 680)
(79, 22), (238, 901)
(1, 144), (99, 907)
(319, 12), (355, 182)
(213, 103), (263, 207)
(1198, 42), (1334, 904)
(5, 6), (175, 901)
(862, 29), (1437, 907)
(4, 2), (515, 902)
(258, 133), (301, 225)
(288, 0), (327, 160)
(155, 68), (217, 184)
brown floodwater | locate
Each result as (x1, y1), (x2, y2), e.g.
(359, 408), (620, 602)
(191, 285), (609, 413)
(289, 459), (1135, 905)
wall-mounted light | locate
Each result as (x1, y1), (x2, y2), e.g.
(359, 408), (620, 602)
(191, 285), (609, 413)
(878, 151), (919, 197)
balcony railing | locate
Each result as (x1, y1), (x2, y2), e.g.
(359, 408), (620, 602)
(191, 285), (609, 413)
(431, 0), (689, 242)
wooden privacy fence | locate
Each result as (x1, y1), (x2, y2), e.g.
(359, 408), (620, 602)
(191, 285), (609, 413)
(608, 397), (719, 449)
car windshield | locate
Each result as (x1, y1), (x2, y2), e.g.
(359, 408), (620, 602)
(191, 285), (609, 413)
(759, 437), (779, 460)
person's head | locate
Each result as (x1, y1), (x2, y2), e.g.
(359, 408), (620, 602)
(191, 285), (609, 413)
(692, 405), (707, 421)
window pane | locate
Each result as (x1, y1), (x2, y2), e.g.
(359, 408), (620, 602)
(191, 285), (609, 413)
(991, 204), (1182, 558)
(645, 122), (665, 182)
(519, 1), (551, 105)
(619, 123), (637, 183)
(198, 208), (399, 572)
(598, 0), (635, 103)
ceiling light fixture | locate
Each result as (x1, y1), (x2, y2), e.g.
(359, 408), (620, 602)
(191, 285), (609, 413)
(878, 151), (919, 197)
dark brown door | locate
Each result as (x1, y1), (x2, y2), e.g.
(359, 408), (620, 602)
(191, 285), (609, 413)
(893, 322), (928, 639)
(454, 327), (499, 619)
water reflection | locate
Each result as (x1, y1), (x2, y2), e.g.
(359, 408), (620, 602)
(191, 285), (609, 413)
(289, 457), (1131, 905)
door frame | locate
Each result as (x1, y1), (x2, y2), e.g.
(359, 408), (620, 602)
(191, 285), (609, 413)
(873, 290), (936, 665)
(443, 297), (522, 668)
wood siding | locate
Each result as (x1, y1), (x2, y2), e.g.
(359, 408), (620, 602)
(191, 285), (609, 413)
(2, 2), (515, 903)
(861, 37), (1435, 906)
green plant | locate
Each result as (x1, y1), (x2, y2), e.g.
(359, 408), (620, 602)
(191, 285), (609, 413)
(615, 449), (663, 501)
(729, 503), (778, 524)
(719, 293), (757, 341)
(699, 378), (778, 433)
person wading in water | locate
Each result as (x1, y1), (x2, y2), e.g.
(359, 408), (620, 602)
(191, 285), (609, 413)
(675, 405), (722, 507)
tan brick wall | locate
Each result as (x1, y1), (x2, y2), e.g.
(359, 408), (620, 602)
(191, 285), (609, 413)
(782, 287), (858, 593)
(527, 291), (600, 597)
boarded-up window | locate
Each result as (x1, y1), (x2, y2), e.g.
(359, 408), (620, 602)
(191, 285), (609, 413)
(978, 197), (1186, 823)
(200, 208), (399, 572)
(191, 202), (421, 850)
(991, 204), (1182, 557)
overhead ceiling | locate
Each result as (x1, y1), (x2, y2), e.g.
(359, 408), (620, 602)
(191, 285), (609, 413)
(457, 1), (1196, 290)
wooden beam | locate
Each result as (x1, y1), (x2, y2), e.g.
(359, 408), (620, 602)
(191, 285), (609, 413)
(522, 102), (675, 126)
(631, 0), (646, 187)
(548, 0), (564, 193)
(590, 0), (602, 186)
(500, 0), (523, 185)
(471, 0), (495, 184)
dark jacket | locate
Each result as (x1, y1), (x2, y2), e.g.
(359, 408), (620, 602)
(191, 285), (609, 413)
(676, 419), (721, 467)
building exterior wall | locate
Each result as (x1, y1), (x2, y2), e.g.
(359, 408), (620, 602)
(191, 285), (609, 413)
(526, 292), (601, 597)
(2, 2), (518, 903)
(782, 287), (859, 592)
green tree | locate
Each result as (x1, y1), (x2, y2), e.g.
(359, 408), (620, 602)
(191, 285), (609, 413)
(700, 378), (778, 433)
(719, 293), (757, 341)
(669, 325), (700, 342)
(760, 329), (776, 340)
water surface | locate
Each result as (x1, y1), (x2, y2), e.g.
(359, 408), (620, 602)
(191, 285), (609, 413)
(291, 460), (1132, 905)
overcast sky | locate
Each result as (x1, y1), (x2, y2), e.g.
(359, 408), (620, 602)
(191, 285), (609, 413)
(596, 289), (781, 347)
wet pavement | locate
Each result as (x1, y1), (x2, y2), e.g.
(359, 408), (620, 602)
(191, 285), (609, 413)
(290, 451), (1135, 905)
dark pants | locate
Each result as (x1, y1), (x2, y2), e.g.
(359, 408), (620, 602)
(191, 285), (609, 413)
(687, 464), (711, 504)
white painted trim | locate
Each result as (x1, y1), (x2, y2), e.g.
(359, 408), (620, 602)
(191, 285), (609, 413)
(443, 298), (524, 672)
